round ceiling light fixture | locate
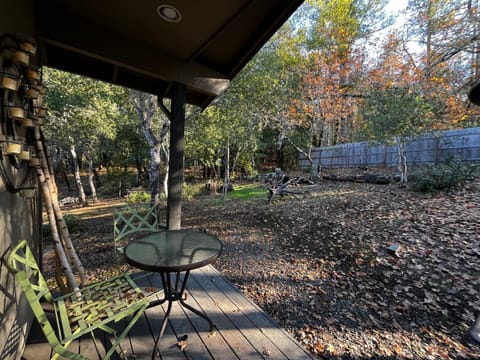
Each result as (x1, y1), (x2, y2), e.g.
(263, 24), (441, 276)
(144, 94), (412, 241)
(157, 4), (182, 23)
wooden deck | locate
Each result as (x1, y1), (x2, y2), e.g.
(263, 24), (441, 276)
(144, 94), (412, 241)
(23, 265), (314, 360)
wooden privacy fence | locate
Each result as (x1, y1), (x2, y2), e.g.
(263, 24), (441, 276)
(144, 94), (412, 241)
(299, 127), (480, 169)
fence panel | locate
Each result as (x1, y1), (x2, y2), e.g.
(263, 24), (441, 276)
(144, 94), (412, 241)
(300, 126), (480, 169)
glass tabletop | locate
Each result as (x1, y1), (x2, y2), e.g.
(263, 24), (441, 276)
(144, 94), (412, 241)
(124, 230), (222, 272)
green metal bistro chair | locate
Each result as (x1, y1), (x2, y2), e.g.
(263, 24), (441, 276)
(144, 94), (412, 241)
(113, 203), (161, 254)
(7, 240), (156, 360)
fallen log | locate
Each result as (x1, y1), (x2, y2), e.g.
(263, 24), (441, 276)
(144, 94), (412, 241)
(323, 173), (392, 184)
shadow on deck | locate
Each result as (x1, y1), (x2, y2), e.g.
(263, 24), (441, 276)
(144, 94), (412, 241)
(23, 265), (314, 360)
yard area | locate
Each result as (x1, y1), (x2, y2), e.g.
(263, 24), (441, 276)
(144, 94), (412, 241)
(45, 178), (480, 359)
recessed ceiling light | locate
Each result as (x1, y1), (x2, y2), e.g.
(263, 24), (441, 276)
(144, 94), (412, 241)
(157, 4), (182, 23)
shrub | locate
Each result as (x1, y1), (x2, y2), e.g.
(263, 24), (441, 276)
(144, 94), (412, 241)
(409, 157), (477, 192)
(182, 183), (204, 201)
(43, 215), (82, 242)
(63, 214), (82, 233)
(98, 169), (137, 197)
(126, 190), (150, 204)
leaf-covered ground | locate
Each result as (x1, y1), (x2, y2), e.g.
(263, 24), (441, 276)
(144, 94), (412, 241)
(49, 179), (480, 359)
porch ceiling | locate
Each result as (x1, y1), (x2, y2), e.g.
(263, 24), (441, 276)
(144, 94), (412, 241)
(35, 0), (304, 108)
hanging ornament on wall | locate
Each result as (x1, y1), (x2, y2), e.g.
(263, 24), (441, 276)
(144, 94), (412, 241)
(0, 34), (41, 194)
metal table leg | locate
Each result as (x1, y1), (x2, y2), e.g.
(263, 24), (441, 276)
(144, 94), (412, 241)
(151, 270), (215, 359)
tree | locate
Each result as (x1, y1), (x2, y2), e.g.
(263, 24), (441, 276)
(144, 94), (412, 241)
(184, 28), (304, 177)
(236, 23), (304, 170)
(277, 0), (388, 175)
(361, 86), (434, 182)
(129, 90), (170, 205)
(185, 99), (255, 180)
(358, 32), (435, 182)
(404, 0), (480, 126)
(44, 69), (120, 204)
(304, 0), (392, 52)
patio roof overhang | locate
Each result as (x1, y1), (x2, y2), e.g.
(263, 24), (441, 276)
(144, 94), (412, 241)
(35, 0), (304, 108)
(17, 0), (306, 229)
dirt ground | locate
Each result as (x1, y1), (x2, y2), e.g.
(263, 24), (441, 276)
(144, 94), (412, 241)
(46, 177), (480, 359)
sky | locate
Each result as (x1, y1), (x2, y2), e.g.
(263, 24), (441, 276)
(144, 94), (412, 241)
(385, 0), (408, 15)
(385, 0), (408, 27)
(383, 0), (425, 54)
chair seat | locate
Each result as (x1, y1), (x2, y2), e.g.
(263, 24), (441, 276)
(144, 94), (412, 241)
(54, 273), (149, 342)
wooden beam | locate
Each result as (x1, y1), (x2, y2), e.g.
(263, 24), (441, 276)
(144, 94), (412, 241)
(167, 82), (186, 230)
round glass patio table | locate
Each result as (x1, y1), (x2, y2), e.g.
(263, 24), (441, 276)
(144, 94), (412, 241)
(124, 230), (222, 359)
(124, 229), (222, 272)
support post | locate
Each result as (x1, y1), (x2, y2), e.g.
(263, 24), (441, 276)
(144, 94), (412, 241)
(167, 82), (186, 230)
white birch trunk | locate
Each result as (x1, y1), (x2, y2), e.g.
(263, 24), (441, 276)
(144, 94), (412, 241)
(70, 144), (88, 206)
(35, 127), (87, 288)
(130, 91), (170, 206)
(34, 164), (80, 292)
(162, 143), (169, 199)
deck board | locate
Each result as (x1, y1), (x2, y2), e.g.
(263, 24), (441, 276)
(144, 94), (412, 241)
(175, 289), (238, 359)
(186, 274), (261, 360)
(188, 269), (287, 359)
(198, 266), (313, 360)
(23, 266), (314, 360)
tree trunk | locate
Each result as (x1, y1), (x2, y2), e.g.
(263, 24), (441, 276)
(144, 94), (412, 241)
(277, 125), (288, 169)
(135, 152), (144, 186)
(69, 144), (88, 206)
(251, 150), (256, 174)
(33, 129), (81, 292)
(149, 146), (161, 204)
(396, 137), (408, 184)
(223, 141), (230, 197)
(162, 143), (169, 198)
(55, 147), (72, 191)
(312, 157), (320, 180)
(287, 136), (316, 179)
(60, 155), (71, 191)
(130, 91), (170, 206)
(93, 167), (101, 187)
(35, 127), (87, 288)
(87, 156), (98, 203)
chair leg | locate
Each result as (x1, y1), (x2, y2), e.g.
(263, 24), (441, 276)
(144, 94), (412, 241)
(51, 307), (146, 360)
(89, 329), (108, 360)
(103, 305), (148, 360)
(98, 324), (128, 360)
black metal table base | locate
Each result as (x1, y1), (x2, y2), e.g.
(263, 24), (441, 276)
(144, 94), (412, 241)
(148, 270), (215, 359)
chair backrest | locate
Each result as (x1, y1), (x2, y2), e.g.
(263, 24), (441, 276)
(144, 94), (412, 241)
(6, 240), (62, 348)
(113, 203), (158, 246)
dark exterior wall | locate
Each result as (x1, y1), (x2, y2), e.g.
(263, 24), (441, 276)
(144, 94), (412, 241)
(0, 2), (39, 360)
(0, 192), (41, 360)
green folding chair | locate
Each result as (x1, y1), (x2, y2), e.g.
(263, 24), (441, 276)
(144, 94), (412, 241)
(113, 203), (161, 254)
(7, 240), (157, 360)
